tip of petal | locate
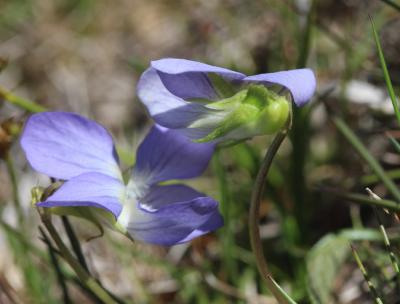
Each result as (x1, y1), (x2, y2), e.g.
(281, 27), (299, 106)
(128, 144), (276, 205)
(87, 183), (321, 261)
(243, 68), (317, 107)
(177, 210), (224, 244)
(190, 197), (219, 215)
(294, 68), (317, 106)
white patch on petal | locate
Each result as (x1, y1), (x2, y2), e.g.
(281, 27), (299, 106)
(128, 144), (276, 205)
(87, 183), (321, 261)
(139, 202), (157, 212)
(116, 197), (137, 232)
(116, 173), (151, 231)
(129, 169), (153, 197)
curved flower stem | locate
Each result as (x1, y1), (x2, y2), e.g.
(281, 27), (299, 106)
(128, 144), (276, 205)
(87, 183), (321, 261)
(249, 130), (292, 304)
(40, 212), (119, 304)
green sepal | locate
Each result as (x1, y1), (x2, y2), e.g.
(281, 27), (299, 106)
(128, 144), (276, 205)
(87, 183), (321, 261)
(207, 73), (237, 98)
(195, 102), (257, 142)
(31, 186), (45, 206)
(194, 85), (290, 143)
(46, 207), (109, 239)
(31, 184), (112, 239)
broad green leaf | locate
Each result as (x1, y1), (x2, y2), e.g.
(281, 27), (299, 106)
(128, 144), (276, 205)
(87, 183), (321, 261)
(306, 234), (350, 304)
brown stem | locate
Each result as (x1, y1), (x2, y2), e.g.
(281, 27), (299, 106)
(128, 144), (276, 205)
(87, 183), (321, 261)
(249, 130), (290, 303)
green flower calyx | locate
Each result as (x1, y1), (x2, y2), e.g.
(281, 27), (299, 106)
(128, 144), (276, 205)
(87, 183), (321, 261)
(191, 84), (290, 143)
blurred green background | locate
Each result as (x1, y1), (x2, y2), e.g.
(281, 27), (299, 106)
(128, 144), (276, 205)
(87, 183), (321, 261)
(1, 0), (400, 303)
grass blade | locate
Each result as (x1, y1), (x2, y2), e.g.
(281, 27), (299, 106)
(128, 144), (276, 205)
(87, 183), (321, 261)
(334, 117), (400, 203)
(377, 215), (400, 289)
(40, 227), (72, 304)
(367, 190), (400, 292)
(319, 187), (400, 212)
(351, 245), (384, 304)
(388, 135), (400, 154)
(370, 16), (400, 126)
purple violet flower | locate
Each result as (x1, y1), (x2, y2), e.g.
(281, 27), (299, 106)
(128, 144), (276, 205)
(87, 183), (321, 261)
(137, 58), (316, 143)
(20, 111), (223, 245)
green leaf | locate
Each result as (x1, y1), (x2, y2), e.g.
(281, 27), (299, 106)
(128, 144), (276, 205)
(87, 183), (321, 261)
(306, 234), (350, 304)
(339, 228), (383, 241)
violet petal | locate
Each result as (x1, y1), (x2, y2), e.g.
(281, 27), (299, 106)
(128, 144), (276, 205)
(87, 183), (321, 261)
(133, 124), (214, 185)
(20, 112), (121, 180)
(137, 68), (210, 128)
(126, 184), (223, 245)
(37, 172), (124, 218)
(244, 69), (316, 106)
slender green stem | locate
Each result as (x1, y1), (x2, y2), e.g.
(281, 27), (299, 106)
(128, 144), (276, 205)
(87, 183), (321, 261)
(249, 130), (295, 304)
(290, 0), (315, 234)
(5, 152), (24, 224)
(61, 216), (89, 272)
(39, 227), (72, 304)
(40, 213), (118, 304)
(334, 117), (400, 203)
(289, 107), (308, 228)
(351, 245), (384, 304)
(296, 0), (314, 69)
(267, 275), (297, 304)
(0, 86), (46, 113)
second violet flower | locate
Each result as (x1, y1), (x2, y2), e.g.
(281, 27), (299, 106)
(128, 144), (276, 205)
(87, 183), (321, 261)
(137, 58), (316, 143)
